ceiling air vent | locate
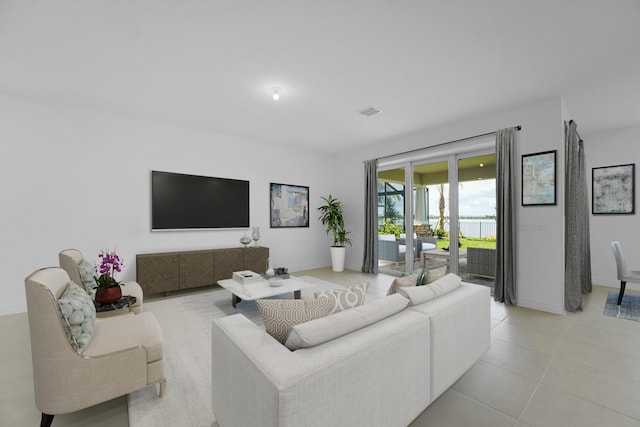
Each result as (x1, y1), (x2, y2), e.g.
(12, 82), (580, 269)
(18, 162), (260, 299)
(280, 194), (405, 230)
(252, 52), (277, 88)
(359, 106), (382, 117)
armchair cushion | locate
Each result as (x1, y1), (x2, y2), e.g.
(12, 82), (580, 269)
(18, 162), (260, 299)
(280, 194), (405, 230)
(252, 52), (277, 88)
(58, 281), (96, 353)
(83, 312), (164, 363)
(77, 259), (96, 295)
(314, 282), (368, 314)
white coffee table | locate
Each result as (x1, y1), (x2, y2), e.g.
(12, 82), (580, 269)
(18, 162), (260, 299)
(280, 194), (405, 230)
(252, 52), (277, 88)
(217, 276), (315, 308)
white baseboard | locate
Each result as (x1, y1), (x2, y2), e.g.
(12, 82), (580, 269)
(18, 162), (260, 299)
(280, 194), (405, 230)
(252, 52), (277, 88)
(517, 297), (565, 315)
(0, 303), (26, 316)
(592, 276), (640, 291)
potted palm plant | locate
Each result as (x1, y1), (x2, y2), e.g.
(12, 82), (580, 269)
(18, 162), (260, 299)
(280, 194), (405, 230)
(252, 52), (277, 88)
(318, 194), (351, 272)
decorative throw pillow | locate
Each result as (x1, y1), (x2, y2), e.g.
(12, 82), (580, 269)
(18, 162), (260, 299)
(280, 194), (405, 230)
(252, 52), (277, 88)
(77, 259), (96, 295)
(387, 272), (419, 296)
(314, 283), (369, 314)
(58, 281), (96, 353)
(256, 298), (331, 344)
(401, 268), (424, 286)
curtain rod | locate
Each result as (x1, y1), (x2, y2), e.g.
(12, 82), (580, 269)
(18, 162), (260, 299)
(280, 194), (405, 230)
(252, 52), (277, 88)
(373, 125), (521, 161)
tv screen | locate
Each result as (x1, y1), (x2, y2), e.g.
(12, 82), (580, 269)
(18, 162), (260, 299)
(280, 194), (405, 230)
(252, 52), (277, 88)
(151, 171), (250, 230)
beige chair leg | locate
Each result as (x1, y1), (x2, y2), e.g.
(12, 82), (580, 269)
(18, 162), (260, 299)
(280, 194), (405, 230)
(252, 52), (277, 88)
(159, 379), (167, 397)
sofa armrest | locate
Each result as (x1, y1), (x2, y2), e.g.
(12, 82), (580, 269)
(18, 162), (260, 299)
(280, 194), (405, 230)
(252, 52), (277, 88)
(409, 283), (490, 401)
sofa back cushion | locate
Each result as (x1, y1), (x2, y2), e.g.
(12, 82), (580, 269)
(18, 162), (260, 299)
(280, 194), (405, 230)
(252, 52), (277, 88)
(397, 273), (462, 305)
(314, 282), (368, 314)
(285, 293), (410, 350)
(257, 298), (331, 344)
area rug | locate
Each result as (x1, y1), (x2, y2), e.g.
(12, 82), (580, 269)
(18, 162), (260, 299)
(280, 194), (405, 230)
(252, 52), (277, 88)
(603, 291), (640, 322)
(127, 276), (347, 427)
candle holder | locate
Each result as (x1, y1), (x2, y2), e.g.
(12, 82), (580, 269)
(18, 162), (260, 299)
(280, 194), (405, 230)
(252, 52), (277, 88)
(252, 227), (260, 247)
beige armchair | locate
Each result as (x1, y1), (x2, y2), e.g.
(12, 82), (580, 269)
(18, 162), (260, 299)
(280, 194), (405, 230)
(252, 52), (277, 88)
(59, 248), (143, 315)
(25, 267), (166, 427)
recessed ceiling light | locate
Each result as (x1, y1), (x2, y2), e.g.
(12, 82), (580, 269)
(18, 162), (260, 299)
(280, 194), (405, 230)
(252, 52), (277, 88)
(272, 87), (280, 101)
(479, 163), (484, 167)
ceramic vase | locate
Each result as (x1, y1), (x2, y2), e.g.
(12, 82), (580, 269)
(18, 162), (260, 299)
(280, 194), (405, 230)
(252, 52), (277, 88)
(95, 286), (122, 304)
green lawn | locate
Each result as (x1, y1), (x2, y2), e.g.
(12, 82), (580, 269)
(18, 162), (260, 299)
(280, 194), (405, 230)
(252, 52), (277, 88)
(435, 237), (496, 250)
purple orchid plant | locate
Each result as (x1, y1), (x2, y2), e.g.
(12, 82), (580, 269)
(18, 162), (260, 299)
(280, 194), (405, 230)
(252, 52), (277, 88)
(93, 248), (124, 289)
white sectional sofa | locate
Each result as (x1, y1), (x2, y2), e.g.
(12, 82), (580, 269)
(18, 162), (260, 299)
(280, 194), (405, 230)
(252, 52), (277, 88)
(211, 279), (490, 427)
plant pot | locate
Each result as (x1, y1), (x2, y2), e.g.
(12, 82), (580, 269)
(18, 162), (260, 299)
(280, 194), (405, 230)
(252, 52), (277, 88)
(330, 246), (346, 272)
(95, 286), (122, 304)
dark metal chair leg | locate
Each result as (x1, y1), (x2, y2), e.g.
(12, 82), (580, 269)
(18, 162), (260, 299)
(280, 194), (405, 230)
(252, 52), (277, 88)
(617, 281), (627, 305)
(41, 413), (54, 427)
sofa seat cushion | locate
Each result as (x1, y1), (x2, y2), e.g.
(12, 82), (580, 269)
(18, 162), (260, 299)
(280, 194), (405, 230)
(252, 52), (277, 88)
(285, 293), (410, 350)
(314, 283), (368, 314)
(58, 281), (96, 353)
(257, 298), (332, 344)
(387, 272), (419, 296)
(397, 273), (462, 305)
(83, 312), (163, 362)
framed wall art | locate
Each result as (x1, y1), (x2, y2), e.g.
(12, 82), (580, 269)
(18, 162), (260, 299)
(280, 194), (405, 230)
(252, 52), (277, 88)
(522, 150), (557, 206)
(270, 183), (310, 228)
(592, 163), (635, 214)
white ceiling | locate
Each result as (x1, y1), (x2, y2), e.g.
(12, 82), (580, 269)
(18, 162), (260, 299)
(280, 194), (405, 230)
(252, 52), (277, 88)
(1, 1), (639, 153)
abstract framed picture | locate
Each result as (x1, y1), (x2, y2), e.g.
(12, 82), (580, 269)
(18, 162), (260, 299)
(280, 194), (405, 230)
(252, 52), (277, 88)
(270, 183), (310, 228)
(522, 150), (557, 206)
(592, 164), (635, 214)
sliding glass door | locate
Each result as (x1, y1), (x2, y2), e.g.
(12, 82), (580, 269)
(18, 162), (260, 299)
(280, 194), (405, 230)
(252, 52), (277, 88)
(377, 142), (497, 283)
(377, 166), (410, 274)
(413, 160), (450, 277)
(457, 153), (497, 288)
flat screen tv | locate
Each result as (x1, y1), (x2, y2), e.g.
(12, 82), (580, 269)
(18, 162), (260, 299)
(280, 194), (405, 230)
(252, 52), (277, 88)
(151, 170), (250, 230)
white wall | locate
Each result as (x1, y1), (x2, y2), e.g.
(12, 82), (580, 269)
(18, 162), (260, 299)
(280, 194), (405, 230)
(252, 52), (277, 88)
(0, 93), (335, 315)
(586, 125), (640, 292)
(334, 97), (567, 314)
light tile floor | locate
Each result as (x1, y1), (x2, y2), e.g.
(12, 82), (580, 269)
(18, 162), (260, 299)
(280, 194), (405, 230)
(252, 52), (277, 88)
(2, 268), (639, 426)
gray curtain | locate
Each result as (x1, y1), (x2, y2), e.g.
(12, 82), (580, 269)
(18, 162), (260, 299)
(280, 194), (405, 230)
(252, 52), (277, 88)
(362, 159), (378, 274)
(565, 120), (592, 311)
(495, 128), (517, 304)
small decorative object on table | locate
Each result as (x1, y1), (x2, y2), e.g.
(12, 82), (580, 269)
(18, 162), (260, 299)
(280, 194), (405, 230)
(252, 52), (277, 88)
(274, 267), (289, 279)
(268, 277), (284, 287)
(252, 227), (260, 247)
(240, 234), (252, 247)
(93, 248), (124, 304)
(265, 257), (275, 277)
(232, 270), (263, 285)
